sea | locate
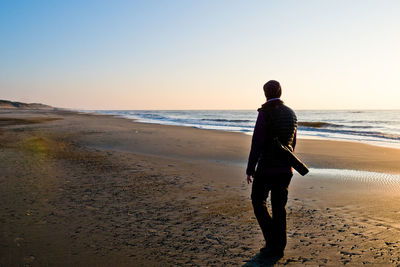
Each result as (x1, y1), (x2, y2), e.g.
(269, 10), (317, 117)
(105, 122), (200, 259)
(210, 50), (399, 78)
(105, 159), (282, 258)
(89, 110), (400, 149)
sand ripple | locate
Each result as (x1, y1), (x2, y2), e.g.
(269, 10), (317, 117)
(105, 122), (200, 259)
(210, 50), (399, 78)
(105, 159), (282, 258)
(307, 168), (400, 189)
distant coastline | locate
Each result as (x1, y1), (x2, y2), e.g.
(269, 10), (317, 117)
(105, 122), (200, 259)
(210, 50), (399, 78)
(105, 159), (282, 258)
(0, 99), (53, 109)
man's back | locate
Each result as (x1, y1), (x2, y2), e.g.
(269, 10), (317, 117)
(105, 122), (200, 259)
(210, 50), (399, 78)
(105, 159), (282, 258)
(246, 99), (297, 176)
(257, 100), (297, 169)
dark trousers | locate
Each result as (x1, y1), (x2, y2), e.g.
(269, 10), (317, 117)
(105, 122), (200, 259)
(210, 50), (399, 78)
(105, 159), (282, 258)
(251, 171), (292, 252)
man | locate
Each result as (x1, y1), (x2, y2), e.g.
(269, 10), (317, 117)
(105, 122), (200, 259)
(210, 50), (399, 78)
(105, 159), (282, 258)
(246, 80), (297, 258)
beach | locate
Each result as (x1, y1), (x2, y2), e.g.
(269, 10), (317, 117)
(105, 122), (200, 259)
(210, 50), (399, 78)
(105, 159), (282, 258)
(1, 109), (400, 266)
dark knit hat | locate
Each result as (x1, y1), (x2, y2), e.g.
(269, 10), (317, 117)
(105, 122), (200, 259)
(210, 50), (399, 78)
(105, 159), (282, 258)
(263, 80), (282, 99)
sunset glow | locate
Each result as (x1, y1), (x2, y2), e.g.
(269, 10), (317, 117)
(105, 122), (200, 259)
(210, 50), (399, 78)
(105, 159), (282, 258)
(1, 1), (400, 110)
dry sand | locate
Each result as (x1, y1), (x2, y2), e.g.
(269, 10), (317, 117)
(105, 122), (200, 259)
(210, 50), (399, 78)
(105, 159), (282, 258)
(1, 109), (400, 266)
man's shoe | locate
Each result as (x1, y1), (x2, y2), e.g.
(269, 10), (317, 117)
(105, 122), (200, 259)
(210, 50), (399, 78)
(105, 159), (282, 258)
(261, 248), (284, 259)
(259, 244), (271, 254)
(268, 250), (284, 259)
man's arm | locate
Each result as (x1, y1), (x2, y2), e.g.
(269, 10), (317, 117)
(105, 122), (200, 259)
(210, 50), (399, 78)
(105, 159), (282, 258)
(292, 129), (297, 151)
(246, 111), (267, 181)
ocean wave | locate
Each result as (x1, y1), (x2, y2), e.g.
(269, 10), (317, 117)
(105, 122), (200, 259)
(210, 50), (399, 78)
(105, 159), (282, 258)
(300, 127), (400, 141)
(298, 121), (375, 129)
(298, 121), (341, 128)
(131, 113), (253, 130)
(201, 118), (252, 123)
(136, 113), (169, 121)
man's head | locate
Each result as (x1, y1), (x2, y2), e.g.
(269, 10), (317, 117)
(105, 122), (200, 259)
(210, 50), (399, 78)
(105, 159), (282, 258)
(263, 80), (282, 99)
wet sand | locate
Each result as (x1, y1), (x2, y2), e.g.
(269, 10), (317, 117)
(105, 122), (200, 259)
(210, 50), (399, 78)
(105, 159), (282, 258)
(1, 109), (400, 266)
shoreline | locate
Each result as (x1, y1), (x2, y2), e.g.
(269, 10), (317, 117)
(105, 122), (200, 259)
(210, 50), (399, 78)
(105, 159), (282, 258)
(3, 108), (400, 174)
(80, 109), (400, 150)
(1, 109), (400, 265)
(71, 110), (400, 175)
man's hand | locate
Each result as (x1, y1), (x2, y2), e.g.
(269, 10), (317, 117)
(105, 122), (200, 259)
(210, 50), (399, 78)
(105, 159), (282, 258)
(246, 175), (253, 184)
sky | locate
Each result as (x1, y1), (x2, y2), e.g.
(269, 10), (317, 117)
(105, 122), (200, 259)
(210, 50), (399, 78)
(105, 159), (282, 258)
(1, 0), (400, 110)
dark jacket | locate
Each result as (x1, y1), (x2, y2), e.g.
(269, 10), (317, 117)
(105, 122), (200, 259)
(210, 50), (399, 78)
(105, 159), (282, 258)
(246, 99), (297, 176)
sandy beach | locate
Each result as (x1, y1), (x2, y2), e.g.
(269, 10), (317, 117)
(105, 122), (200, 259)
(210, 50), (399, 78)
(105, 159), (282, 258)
(1, 109), (400, 266)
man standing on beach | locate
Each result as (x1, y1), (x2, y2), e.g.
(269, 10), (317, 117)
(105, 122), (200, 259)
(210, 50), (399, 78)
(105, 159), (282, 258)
(246, 80), (297, 258)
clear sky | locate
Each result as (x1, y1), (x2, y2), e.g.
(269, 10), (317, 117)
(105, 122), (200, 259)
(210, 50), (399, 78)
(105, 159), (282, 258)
(1, 0), (400, 110)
